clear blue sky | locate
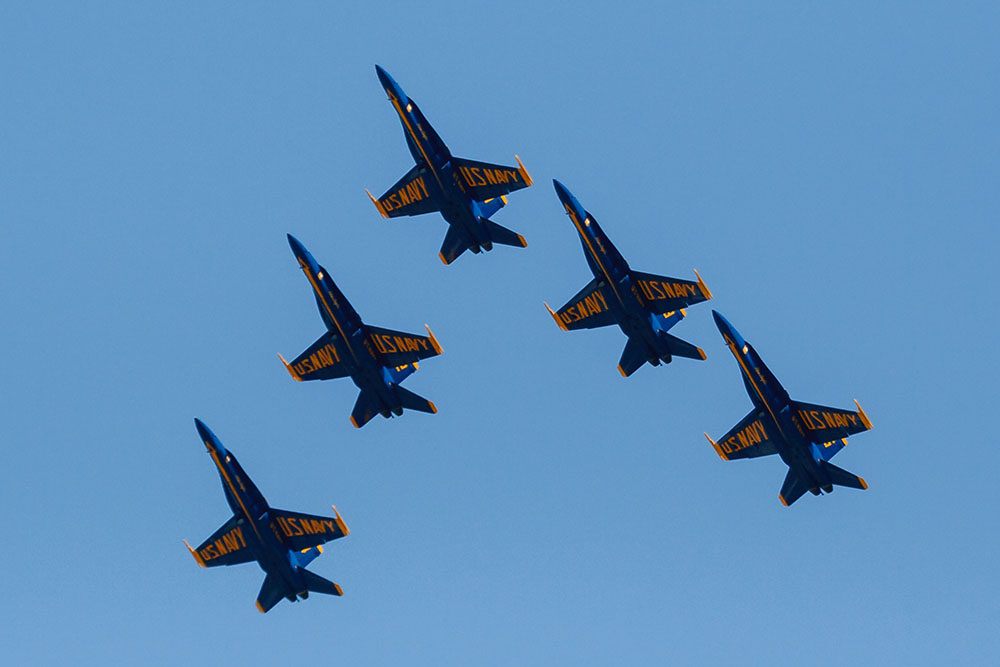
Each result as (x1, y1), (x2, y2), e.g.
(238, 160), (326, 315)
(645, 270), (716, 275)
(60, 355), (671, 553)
(2, 2), (998, 664)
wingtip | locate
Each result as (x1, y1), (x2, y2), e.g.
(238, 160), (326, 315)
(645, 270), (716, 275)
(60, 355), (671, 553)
(184, 539), (206, 568)
(696, 347), (707, 361)
(854, 399), (873, 429)
(693, 269), (713, 300)
(428, 400), (438, 415)
(704, 433), (728, 461)
(255, 601), (266, 614)
(779, 494), (790, 507)
(349, 415), (361, 429)
(543, 302), (567, 331)
(331, 505), (350, 536)
(278, 353), (302, 382)
(425, 324), (443, 355)
(515, 155), (534, 187)
(858, 476), (869, 490)
(617, 364), (628, 378)
(333, 583), (344, 596)
(438, 251), (451, 265)
(516, 233), (528, 248)
(366, 189), (389, 218)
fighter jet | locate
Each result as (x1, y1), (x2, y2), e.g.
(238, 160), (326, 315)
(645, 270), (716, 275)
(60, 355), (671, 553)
(367, 65), (534, 265)
(184, 419), (350, 613)
(280, 234), (443, 428)
(705, 311), (874, 506)
(544, 180), (713, 376)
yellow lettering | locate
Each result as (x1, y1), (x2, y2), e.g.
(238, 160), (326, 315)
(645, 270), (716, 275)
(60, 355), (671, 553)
(471, 167), (487, 186)
(416, 176), (429, 198)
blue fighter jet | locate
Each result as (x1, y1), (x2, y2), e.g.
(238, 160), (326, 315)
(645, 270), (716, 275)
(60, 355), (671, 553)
(544, 180), (713, 376)
(184, 419), (350, 613)
(367, 65), (534, 264)
(280, 234), (443, 428)
(705, 311), (874, 506)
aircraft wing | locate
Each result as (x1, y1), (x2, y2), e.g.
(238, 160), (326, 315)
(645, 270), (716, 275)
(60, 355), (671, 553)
(451, 156), (533, 202)
(707, 409), (780, 461)
(630, 269), (712, 314)
(270, 507), (350, 552)
(791, 399), (873, 444)
(369, 166), (440, 218)
(186, 516), (255, 568)
(282, 332), (350, 382)
(547, 278), (617, 331)
(366, 324), (443, 366)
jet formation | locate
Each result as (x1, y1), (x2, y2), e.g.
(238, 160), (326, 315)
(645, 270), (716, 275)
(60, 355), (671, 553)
(184, 419), (350, 613)
(185, 64), (878, 613)
(545, 180), (713, 376)
(706, 312), (873, 506)
(367, 65), (534, 264)
(280, 234), (443, 428)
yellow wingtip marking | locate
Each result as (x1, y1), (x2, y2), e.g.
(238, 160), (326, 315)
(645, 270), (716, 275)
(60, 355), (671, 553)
(428, 400), (438, 414)
(617, 364), (628, 377)
(859, 477), (869, 490)
(256, 601), (266, 613)
(349, 415), (360, 429)
(366, 189), (389, 218)
(693, 269), (713, 300)
(425, 324), (443, 355)
(184, 539), (207, 568)
(544, 302), (567, 331)
(779, 494), (790, 507)
(516, 234), (528, 248)
(854, 399), (873, 429)
(333, 583), (344, 596)
(332, 505), (350, 536)
(438, 251), (451, 265)
(515, 154), (533, 186)
(704, 433), (728, 460)
(696, 347), (707, 361)
(278, 353), (302, 382)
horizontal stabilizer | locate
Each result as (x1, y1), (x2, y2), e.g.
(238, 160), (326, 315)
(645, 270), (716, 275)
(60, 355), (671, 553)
(439, 224), (471, 265)
(618, 337), (649, 377)
(256, 573), (288, 614)
(779, 469), (811, 507)
(658, 331), (706, 361)
(395, 385), (437, 414)
(300, 568), (343, 597)
(480, 217), (527, 249)
(821, 461), (868, 490)
(350, 391), (381, 429)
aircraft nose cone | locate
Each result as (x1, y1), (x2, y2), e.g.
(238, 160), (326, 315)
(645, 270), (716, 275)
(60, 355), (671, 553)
(194, 418), (221, 452)
(287, 233), (308, 259)
(712, 310), (745, 348)
(375, 64), (399, 93)
(552, 179), (571, 201)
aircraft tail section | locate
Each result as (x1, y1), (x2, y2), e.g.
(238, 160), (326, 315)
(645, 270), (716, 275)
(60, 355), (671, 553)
(658, 331), (707, 361)
(395, 386), (437, 415)
(821, 461), (869, 491)
(779, 469), (811, 507)
(299, 568), (343, 597)
(350, 391), (382, 429)
(480, 217), (527, 249)
(439, 225), (471, 265)
(256, 573), (289, 614)
(618, 337), (650, 377)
